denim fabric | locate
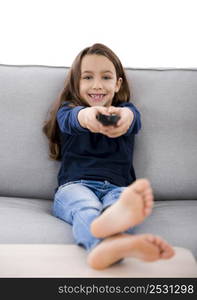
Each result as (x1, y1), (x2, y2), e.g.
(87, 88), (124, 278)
(52, 179), (134, 251)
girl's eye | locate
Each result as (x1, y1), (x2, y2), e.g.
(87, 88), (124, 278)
(82, 76), (111, 80)
(83, 76), (92, 80)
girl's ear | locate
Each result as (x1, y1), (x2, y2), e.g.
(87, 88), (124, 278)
(115, 77), (123, 93)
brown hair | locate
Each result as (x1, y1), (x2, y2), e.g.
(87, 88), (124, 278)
(42, 43), (131, 161)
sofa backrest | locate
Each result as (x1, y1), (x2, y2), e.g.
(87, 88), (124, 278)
(0, 65), (197, 200)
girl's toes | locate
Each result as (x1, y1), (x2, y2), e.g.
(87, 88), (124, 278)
(145, 234), (155, 243)
(144, 188), (153, 195)
(132, 179), (151, 193)
(155, 238), (175, 259)
(143, 191), (154, 201)
(160, 246), (175, 259)
(144, 198), (153, 216)
(145, 198), (154, 207)
(144, 207), (152, 216)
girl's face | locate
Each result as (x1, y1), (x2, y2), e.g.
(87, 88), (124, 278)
(79, 54), (122, 107)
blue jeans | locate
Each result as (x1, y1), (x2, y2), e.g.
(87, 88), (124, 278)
(52, 179), (134, 252)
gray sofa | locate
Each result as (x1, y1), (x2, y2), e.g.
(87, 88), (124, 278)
(0, 64), (196, 259)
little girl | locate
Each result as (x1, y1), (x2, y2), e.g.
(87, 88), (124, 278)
(43, 43), (174, 270)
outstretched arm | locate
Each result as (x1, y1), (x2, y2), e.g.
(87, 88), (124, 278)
(78, 104), (141, 138)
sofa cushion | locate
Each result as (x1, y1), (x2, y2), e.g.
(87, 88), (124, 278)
(0, 196), (74, 244)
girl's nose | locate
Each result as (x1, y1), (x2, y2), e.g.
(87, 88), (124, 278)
(92, 80), (103, 89)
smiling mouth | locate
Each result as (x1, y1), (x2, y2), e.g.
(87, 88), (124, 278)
(88, 94), (106, 101)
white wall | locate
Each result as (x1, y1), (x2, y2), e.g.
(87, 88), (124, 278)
(0, 0), (197, 67)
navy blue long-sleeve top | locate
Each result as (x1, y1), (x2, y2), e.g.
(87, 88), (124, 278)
(55, 101), (141, 193)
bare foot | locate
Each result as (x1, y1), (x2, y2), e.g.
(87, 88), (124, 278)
(87, 233), (175, 270)
(91, 179), (154, 238)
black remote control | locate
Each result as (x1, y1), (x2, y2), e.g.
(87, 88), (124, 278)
(96, 113), (120, 126)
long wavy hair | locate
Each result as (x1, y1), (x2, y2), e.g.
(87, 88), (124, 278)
(42, 43), (131, 161)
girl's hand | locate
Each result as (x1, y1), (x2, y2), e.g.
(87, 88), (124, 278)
(78, 106), (111, 133)
(100, 106), (134, 138)
(78, 106), (134, 137)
